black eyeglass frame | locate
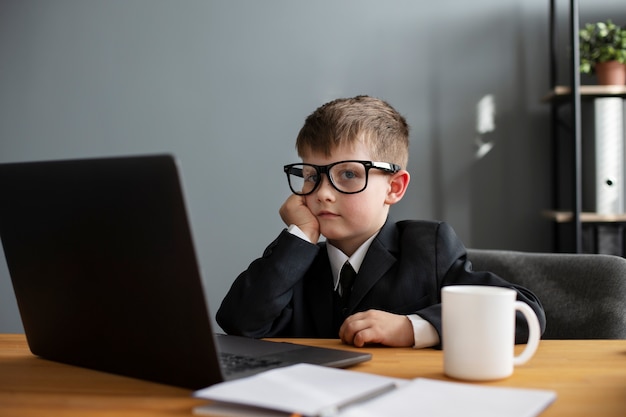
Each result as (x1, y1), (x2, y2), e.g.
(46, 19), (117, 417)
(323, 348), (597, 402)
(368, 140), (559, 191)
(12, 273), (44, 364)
(283, 160), (401, 196)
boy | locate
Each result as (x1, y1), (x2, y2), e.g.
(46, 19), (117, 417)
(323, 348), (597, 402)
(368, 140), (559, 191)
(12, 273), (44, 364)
(217, 95), (546, 348)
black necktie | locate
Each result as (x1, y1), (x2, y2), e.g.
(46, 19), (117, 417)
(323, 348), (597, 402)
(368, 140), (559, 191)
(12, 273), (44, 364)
(339, 261), (357, 308)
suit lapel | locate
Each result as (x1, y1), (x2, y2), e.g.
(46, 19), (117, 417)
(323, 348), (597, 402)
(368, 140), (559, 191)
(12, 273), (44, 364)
(347, 221), (399, 312)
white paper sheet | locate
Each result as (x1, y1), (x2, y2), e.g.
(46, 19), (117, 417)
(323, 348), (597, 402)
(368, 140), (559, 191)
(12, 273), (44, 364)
(339, 378), (557, 417)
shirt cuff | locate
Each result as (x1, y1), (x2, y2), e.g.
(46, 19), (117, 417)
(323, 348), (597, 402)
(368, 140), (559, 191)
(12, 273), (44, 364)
(287, 224), (312, 243)
(407, 314), (440, 349)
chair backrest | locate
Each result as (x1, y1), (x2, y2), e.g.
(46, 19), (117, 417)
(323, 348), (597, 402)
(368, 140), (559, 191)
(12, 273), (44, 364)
(466, 249), (626, 339)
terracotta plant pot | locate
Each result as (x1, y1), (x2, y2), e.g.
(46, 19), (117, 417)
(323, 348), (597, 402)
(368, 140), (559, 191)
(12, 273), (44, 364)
(595, 61), (626, 85)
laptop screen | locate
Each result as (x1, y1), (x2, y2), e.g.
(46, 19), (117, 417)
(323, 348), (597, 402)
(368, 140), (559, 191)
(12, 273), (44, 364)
(0, 155), (224, 388)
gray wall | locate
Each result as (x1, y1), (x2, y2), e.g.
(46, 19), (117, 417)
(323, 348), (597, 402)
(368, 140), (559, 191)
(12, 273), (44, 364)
(1, 0), (624, 333)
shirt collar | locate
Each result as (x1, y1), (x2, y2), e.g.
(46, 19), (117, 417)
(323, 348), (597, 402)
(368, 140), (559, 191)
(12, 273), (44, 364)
(327, 232), (378, 291)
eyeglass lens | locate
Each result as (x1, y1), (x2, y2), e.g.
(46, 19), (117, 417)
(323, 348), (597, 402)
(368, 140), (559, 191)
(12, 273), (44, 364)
(287, 162), (369, 195)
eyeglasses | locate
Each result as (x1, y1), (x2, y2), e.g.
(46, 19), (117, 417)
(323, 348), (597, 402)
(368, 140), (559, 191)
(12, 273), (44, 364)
(283, 160), (401, 196)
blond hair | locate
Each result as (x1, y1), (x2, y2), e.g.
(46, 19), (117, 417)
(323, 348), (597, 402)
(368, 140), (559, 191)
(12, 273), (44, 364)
(295, 95), (410, 169)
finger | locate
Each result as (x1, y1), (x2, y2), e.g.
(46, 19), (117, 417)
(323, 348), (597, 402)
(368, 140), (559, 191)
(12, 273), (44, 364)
(353, 327), (381, 347)
(339, 315), (369, 345)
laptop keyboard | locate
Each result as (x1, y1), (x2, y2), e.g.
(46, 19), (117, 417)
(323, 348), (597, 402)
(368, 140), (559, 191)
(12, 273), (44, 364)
(219, 352), (284, 376)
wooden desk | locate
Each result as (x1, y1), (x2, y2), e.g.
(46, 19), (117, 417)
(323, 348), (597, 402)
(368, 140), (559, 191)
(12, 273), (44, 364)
(1, 334), (625, 416)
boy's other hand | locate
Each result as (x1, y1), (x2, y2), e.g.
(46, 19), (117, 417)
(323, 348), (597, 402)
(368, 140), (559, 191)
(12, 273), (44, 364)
(339, 309), (414, 348)
(279, 194), (320, 243)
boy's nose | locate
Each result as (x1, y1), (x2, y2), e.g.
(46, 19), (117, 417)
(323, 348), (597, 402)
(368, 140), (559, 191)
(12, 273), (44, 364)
(315, 174), (336, 200)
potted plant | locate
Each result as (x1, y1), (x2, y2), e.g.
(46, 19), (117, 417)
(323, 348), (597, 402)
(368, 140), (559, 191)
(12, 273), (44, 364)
(579, 20), (626, 85)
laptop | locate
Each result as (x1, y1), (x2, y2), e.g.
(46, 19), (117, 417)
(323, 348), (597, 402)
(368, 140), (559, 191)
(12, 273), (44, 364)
(0, 154), (371, 390)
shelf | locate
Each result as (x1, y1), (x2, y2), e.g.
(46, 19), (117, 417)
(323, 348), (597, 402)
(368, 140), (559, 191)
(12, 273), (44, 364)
(543, 210), (626, 223)
(545, 0), (626, 254)
(542, 85), (626, 102)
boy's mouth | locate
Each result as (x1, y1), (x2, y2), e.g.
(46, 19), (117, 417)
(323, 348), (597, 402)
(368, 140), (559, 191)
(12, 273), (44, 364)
(317, 210), (339, 219)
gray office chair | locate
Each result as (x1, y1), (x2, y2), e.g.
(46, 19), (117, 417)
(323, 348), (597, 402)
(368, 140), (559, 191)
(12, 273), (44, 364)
(466, 249), (626, 339)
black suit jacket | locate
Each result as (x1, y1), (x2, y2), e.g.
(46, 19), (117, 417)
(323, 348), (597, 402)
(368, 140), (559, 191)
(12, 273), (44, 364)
(216, 220), (547, 346)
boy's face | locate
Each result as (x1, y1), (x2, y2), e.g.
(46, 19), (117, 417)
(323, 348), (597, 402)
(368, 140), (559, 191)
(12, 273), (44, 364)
(301, 141), (407, 256)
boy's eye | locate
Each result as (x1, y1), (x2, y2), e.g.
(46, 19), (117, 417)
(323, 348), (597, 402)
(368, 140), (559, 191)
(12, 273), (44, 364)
(339, 169), (358, 180)
(302, 169), (318, 183)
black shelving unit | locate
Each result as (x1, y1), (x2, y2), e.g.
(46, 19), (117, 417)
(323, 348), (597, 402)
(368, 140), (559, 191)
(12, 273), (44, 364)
(547, 0), (583, 253)
(545, 0), (626, 255)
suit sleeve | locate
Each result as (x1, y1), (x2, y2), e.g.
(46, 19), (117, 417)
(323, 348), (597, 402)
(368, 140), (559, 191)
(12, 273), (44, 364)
(216, 230), (319, 338)
(414, 222), (547, 347)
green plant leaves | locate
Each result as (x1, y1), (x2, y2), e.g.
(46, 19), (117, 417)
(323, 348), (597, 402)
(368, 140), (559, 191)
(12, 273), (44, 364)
(579, 19), (626, 74)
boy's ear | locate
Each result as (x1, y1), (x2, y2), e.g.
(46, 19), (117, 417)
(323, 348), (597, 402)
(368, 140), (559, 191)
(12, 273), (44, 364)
(385, 170), (410, 205)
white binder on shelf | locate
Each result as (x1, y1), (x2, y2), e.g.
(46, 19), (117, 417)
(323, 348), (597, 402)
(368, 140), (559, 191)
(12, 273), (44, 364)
(582, 97), (625, 215)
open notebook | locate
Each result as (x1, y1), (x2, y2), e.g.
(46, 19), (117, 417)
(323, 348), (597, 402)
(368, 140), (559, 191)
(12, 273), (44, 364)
(193, 363), (557, 417)
(0, 154), (371, 389)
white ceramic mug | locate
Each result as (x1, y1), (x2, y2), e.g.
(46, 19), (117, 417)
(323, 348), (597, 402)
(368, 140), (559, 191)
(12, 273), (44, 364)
(442, 285), (540, 381)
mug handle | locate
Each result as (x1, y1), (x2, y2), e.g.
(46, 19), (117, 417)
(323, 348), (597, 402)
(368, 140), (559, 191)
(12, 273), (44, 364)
(513, 301), (540, 366)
